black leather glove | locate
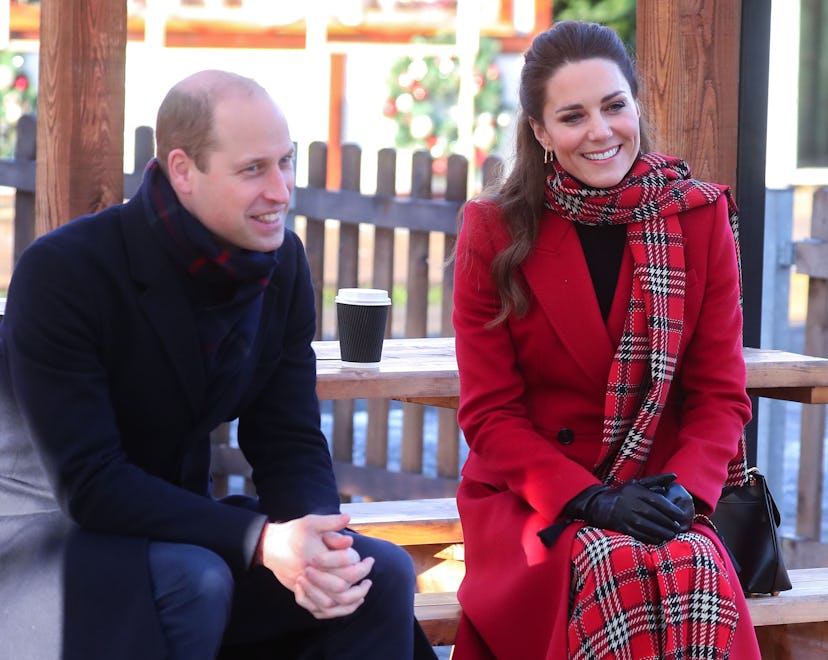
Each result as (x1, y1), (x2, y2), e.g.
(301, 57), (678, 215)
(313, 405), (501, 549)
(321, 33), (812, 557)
(564, 480), (684, 545)
(639, 472), (695, 532)
(662, 482), (695, 531)
(638, 472), (678, 492)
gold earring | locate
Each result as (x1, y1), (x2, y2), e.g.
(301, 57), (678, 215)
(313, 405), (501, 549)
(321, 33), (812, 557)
(544, 148), (553, 164)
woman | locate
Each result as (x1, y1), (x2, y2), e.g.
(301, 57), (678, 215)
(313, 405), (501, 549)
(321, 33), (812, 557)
(452, 21), (760, 659)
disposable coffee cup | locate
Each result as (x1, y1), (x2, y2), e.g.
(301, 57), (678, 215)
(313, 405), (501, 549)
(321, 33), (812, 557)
(335, 288), (391, 368)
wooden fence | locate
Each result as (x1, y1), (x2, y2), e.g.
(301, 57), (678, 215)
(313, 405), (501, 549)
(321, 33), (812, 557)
(1, 114), (504, 502)
(6, 115), (827, 544)
(789, 187), (828, 563)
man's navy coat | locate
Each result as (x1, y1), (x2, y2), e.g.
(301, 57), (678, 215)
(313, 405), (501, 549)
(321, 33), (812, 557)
(0, 180), (340, 658)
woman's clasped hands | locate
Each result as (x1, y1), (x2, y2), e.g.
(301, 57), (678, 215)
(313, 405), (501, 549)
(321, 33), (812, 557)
(566, 472), (695, 544)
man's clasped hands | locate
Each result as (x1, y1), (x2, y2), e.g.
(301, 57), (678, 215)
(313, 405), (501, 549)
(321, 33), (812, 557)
(255, 513), (374, 619)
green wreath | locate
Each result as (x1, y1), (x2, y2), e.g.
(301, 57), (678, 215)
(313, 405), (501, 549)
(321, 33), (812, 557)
(383, 37), (511, 172)
(0, 52), (37, 158)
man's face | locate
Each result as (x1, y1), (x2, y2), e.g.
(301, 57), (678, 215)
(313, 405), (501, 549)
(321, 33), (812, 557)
(179, 92), (295, 253)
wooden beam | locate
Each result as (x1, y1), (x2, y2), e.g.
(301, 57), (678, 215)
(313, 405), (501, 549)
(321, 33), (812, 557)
(35, 0), (126, 235)
(11, 4), (539, 53)
(636, 0), (741, 192)
(327, 53), (346, 190)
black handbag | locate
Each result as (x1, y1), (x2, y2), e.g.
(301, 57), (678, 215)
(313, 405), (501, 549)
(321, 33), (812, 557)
(709, 467), (792, 596)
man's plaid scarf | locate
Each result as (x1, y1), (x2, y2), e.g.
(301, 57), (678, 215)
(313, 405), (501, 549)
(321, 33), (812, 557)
(544, 152), (747, 488)
(142, 159), (278, 379)
(142, 159), (277, 295)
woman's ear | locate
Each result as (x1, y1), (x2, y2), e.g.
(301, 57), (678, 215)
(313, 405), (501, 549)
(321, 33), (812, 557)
(166, 148), (194, 195)
(528, 117), (548, 149)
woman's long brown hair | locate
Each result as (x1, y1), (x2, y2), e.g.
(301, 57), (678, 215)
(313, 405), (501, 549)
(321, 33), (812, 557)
(466, 21), (652, 326)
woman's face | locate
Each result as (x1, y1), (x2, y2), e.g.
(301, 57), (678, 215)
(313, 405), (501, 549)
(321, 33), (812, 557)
(530, 58), (641, 188)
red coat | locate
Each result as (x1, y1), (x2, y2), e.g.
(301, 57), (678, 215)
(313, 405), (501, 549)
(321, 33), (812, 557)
(452, 196), (760, 659)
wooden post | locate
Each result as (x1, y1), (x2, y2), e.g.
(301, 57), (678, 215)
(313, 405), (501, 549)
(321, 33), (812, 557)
(332, 144), (361, 470)
(35, 0), (126, 235)
(400, 151), (433, 476)
(636, 0), (741, 191)
(795, 187), (828, 542)
(327, 53), (346, 190)
(436, 154), (467, 480)
(637, 0), (772, 464)
(364, 148), (398, 474)
(12, 114), (36, 264)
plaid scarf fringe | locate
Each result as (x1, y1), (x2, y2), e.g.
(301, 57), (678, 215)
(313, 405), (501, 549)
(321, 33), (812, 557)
(568, 527), (740, 659)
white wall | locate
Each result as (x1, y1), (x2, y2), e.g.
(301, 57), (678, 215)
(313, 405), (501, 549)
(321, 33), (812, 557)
(124, 41), (524, 195)
(124, 44), (328, 185)
(766, 0), (828, 187)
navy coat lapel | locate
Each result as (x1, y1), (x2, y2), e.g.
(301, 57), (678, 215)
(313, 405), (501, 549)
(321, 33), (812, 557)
(119, 198), (207, 417)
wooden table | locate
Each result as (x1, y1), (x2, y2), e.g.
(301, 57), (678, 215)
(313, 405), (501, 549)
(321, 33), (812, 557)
(314, 337), (828, 406)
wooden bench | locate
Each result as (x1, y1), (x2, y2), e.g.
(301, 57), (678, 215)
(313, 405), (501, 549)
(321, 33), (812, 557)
(343, 498), (828, 654)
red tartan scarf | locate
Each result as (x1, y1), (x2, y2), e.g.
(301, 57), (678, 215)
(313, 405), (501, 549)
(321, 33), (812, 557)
(544, 152), (747, 488)
(143, 158), (278, 293)
(568, 526), (740, 658)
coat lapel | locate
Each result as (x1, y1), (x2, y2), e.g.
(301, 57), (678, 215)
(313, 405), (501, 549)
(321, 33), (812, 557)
(120, 199), (207, 417)
(520, 211), (631, 388)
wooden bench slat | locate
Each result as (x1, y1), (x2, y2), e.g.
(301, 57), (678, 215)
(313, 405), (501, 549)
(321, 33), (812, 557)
(343, 497), (461, 545)
(414, 592), (461, 647)
(747, 567), (828, 627)
(414, 568), (828, 647)
(345, 499), (828, 649)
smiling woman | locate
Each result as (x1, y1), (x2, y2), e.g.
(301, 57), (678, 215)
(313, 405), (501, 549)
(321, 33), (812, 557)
(450, 20), (762, 660)
(528, 57), (640, 189)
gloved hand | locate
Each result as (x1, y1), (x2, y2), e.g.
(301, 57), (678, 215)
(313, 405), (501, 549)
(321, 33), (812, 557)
(639, 472), (695, 532)
(564, 480), (684, 545)
(662, 482), (695, 531)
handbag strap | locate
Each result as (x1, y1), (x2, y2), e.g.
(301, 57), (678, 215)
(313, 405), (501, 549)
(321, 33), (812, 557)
(724, 432), (750, 487)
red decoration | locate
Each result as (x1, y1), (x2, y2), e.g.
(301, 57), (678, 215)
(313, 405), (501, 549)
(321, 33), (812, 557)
(382, 98), (398, 118)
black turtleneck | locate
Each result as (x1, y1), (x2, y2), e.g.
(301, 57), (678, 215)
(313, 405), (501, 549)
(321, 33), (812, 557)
(575, 223), (627, 322)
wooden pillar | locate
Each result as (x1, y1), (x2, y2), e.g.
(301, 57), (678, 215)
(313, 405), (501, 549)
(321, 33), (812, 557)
(636, 0), (741, 191)
(35, 0), (127, 236)
(735, 1), (771, 466)
(637, 1), (771, 464)
(636, 0), (770, 343)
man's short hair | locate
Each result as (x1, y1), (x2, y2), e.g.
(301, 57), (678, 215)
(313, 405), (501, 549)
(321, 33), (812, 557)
(154, 71), (265, 176)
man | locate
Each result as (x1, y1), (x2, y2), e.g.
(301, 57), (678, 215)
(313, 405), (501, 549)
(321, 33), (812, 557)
(0, 70), (435, 659)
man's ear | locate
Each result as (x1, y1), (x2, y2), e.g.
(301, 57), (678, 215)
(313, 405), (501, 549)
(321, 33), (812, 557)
(166, 148), (194, 195)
